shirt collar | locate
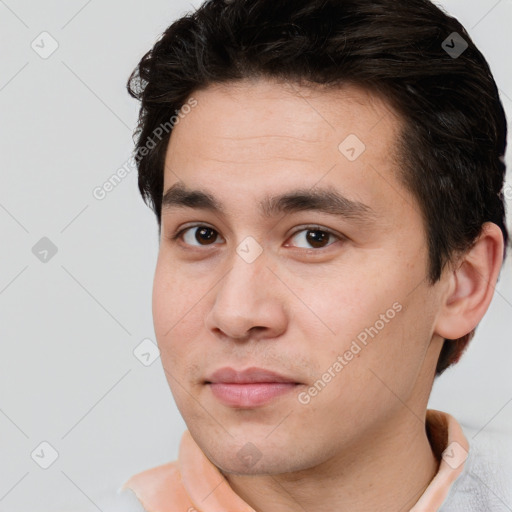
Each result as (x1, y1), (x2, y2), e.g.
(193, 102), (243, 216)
(121, 408), (469, 512)
(410, 409), (469, 511)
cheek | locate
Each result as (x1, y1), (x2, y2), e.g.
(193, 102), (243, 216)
(299, 274), (395, 348)
(151, 265), (165, 330)
(152, 261), (186, 370)
(152, 257), (207, 368)
(152, 257), (193, 336)
(307, 267), (428, 375)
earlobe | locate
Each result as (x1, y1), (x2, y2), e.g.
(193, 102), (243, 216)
(434, 222), (504, 340)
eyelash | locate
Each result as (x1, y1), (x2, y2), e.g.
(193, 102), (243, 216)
(169, 224), (344, 250)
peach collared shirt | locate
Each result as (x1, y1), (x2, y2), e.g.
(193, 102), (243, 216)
(120, 409), (469, 512)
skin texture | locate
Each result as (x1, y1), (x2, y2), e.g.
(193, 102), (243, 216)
(152, 78), (504, 511)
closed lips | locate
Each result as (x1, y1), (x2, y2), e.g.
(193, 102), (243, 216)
(205, 366), (300, 384)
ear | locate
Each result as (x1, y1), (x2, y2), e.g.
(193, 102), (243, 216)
(434, 222), (504, 340)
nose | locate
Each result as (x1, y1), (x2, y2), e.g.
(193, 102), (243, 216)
(203, 248), (288, 342)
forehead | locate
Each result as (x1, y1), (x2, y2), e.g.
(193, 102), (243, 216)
(172, 79), (399, 145)
(162, 78), (413, 222)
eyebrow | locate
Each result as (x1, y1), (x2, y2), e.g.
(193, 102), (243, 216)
(161, 182), (377, 223)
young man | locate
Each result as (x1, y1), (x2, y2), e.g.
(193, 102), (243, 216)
(117, 0), (511, 510)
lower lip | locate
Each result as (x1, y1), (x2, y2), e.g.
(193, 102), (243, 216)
(208, 382), (298, 407)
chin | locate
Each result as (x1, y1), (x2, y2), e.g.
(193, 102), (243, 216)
(213, 452), (302, 476)
(196, 433), (310, 476)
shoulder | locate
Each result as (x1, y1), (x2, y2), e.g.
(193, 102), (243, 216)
(441, 423), (512, 511)
(117, 460), (197, 511)
(59, 462), (186, 512)
(104, 486), (148, 512)
(58, 481), (149, 512)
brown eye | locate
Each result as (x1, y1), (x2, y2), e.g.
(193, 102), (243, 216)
(306, 230), (330, 248)
(179, 225), (222, 246)
(195, 227), (217, 245)
(288, 227), (340, 250)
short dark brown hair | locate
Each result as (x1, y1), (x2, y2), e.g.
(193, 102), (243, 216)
(127, 0), (509, 376)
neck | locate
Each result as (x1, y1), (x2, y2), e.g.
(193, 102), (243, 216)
(222, 409), (440, 512)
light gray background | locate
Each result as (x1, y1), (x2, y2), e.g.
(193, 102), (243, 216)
(1, 1), (511, 510)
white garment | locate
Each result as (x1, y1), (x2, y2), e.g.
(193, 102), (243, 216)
(439, 423), (512, 511)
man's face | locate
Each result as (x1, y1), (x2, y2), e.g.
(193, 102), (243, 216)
(152, 79), (445, 474)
